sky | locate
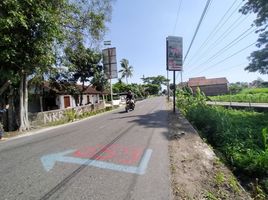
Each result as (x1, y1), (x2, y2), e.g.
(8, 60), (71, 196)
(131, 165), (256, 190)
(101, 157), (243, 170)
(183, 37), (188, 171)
(104, 0), (267, 85)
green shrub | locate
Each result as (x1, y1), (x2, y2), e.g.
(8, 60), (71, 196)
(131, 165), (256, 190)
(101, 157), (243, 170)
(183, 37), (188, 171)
(241, 88), (268, 94)
(210, 88), (268, 103)
(65, 109), (76, 122)
(176, 90), (268, 197)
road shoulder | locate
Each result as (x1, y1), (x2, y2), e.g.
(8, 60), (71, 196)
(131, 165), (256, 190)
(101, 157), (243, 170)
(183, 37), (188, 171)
(167, 109), (252, 199)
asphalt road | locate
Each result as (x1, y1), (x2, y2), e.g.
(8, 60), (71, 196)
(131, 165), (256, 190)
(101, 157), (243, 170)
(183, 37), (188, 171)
(0, 97), (172, 200)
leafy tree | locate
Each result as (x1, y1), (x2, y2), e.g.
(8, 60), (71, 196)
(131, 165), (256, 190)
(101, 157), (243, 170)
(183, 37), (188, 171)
(141, 75), (169, 91)
(0, 0), (114, 131)
(119, 59), (134, 84)
(240, 0), (268, 74)
(144, 84), (160, 95)
(112, 82), (145, 98)
(91, 65), (109, 98)
(65, 42), (102, 105)
(112, 82), (128, 94)
(62, 0), (113, 47)
(251, 77), (264, 87)
(141, 75), (169, 85)
(0, 0), (64, 131)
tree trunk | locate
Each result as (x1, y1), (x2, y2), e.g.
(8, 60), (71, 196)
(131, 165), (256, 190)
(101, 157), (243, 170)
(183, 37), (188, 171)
(19, 73), (30, 132)
(40, 96), (43, 112)
(80, 81), (85, 106)
(8, 86), (16, 131)
(39, 85), (44, 112)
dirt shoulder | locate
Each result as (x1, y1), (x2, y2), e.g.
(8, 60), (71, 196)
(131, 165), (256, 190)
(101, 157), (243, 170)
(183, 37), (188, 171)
(167, 108), (252, 200)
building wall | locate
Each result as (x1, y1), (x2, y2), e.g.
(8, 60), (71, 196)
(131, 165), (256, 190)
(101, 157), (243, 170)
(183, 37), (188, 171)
(58, 95), (75, 109)
(191, 84), (228, 96)
(58, 94), (100, 109)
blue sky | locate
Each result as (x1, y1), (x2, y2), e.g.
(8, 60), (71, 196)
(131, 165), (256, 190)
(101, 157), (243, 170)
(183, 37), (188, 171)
(104, 0), (267, 84)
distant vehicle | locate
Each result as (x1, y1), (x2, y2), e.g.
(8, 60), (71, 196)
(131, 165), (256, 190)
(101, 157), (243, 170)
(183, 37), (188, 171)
(125, 99), (135, 112)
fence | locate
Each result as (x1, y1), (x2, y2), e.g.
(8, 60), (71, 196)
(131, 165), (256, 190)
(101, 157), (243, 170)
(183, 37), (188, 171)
(29, 103), (105, 127)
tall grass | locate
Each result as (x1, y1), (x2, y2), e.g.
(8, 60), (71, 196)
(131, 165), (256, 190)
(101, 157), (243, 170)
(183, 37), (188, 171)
(210, 93), (268, 103)
(241, 88), (268, 94)
(209, 87), (268, 103)
(176, 87), (268, 196)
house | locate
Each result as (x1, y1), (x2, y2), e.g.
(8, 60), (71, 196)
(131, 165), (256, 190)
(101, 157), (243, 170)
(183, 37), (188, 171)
(187, 77), (229, 96)
(28, 82), (103, 113)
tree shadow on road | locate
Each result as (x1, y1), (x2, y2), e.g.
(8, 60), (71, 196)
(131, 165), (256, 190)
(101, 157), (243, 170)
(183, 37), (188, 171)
(112, 109), (197, 141)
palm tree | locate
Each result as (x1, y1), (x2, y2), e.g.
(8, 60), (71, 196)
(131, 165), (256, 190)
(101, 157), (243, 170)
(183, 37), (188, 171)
(119, 59), (133, 84)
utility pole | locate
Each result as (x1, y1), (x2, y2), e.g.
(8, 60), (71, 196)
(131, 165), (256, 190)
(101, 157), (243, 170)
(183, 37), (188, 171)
(167, 70), (170, 102)
(173, 71), (176, 113)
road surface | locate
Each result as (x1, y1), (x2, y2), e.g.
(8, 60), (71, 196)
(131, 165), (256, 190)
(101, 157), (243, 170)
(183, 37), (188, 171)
(0, 97), (172, 200)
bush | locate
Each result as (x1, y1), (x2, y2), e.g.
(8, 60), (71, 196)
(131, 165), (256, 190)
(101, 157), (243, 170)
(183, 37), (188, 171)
(176, 89), (268, 196)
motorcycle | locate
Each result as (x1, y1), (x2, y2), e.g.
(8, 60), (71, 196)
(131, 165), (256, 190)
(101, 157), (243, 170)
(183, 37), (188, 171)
(125, 99), (135, 112)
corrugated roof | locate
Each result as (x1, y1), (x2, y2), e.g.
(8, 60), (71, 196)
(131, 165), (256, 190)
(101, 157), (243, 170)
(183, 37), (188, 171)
(188, 77), (229, 87)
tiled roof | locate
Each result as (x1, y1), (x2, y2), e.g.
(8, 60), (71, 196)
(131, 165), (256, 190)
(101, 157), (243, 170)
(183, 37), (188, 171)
(43, 82), (102, 94)
(188, 77), (229, 87)
(76, 85), (102, 94)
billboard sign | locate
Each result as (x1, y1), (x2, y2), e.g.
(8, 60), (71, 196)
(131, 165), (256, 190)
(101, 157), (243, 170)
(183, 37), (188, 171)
(166, 36), (183, 71)
(102, 47), (118, 79)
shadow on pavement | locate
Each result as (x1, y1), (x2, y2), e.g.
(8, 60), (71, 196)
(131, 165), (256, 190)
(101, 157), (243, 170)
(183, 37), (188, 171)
(112, 109), (196, 141)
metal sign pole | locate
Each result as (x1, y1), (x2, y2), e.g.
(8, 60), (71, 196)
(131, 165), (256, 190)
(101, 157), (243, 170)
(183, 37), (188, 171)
(173, 71), (176, 113)
(167, 70), (169, 102)
(108, 48), (113, 106)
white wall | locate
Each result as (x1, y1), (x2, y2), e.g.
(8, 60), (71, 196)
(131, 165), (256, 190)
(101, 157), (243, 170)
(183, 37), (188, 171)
(58, 94), (100, 108)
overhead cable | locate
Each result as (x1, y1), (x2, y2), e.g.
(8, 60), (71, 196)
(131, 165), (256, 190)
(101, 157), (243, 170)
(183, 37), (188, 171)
(183, 0), (212, 63)
(193, 41), (257, 76)
(186, 0), (244, 67)
(184, 0), (238, 66)
(212, 62), (247, 74)
(190, 26), (256, 70)
(187, 14), (250, 71)
(173, 0), (183, 35)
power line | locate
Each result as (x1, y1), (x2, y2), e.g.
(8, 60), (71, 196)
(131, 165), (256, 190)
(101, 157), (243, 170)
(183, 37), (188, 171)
(212, 62), (247, 74)
(173, 0), (183, 35)
(186, 0), (244, 67)
(184, 0), (238, 66)
(191, 14), (249, 66)
(186, 14), (250, 72)
(193, 41), (257, 76)
(183, 0), (212, 63)
(207, 14), (249, 50)
(189, 26), (256, 71)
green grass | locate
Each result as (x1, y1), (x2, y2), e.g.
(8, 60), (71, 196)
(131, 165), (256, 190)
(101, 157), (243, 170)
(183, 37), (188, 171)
(186, 106), (268, 196)
(176, 88), (268, 197)
(210, 93), (268, 103)
(209, 87), (268, 103)
(241, 88), (268, 94)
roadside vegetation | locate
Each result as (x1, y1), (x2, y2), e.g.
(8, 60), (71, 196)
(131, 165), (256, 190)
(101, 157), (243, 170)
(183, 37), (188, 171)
(176, 87), (268, 199)
(209, 88), (268, 103)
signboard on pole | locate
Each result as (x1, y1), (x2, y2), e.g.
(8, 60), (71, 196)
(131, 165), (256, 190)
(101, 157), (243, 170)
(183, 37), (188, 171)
(166, 36), (183, 71)
(102, 47), (118, 79)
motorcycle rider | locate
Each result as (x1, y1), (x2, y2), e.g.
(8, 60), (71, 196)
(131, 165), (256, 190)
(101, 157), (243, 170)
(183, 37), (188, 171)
(126, 90), (133, 101)
(126, 90), (135, 110)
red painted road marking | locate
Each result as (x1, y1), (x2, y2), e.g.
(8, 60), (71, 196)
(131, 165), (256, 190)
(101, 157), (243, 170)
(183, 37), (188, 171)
(73, 144), (144, 165)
